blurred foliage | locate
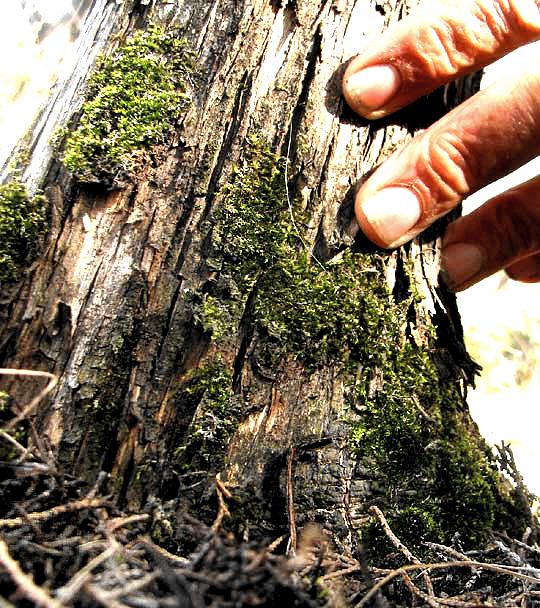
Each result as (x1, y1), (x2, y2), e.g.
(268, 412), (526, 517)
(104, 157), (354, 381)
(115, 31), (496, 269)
(466, 313), (540, 393)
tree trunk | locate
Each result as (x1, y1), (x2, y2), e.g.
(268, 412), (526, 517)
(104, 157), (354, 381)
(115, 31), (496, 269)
(0, 0), (528, 563)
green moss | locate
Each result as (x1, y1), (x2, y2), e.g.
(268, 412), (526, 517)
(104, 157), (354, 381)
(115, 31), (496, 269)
(7, 146), (31, 178)
(0, 181), (48, 282)
(62, 24), (195, 182)
(362, 506), (444, 561)
(191, 138), (527, 559)
(208, 137), (397, 369)
(435, 435), (498, 545)
(192, 288), (242, 342)
(349, 342), (499, 558)
(254, 251), (396, 370)
(178, 362), (233, 417)
(212, 137), (299, 293)
(151, 514), (174, 545)
(220, 488), (267, 537)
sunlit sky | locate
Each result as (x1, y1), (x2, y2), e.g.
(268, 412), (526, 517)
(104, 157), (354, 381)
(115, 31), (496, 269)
(1, 1), (540, 494)
(0, 0), (78, 166)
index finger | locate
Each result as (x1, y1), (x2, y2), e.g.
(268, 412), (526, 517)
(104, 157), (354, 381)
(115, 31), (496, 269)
(343, 0), (540, 119)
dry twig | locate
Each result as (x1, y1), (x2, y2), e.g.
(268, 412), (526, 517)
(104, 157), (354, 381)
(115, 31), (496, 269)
(0, 429), (29, 457)
(0, 540), (63, 608)
(287, 447), (297, 556)
(106, 513), (151, 533)
(55, 544), (120, 603)
(211, 473), (232, 532)
(0, 497), (108, 529)
(425, 542), (473, 562)
(137, 536), (189, 566)
(369, 505), (437, 606)
(0, 368), (57, 430)
(357, 560), (540, 607)
(324, 565), (363, 581)
(401, 571), (492, 608)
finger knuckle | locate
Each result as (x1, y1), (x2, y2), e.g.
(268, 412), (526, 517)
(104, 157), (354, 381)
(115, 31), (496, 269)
(417, 0), (540, 79)
(475, 0), (540, 48)
(416, 132), (473, 211)
(494, 196), (540, 258)
(495, 0), (540, 38)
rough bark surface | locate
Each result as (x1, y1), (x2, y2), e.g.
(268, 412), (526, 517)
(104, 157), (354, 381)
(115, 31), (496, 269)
(0, 0), (511, 561)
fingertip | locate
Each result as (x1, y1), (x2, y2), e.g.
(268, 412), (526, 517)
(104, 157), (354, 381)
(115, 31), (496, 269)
(440, 242), (486, 292)
(355, 198), (388, 248)
(505, 254), (540, 283)
(355, 186), (422, 248)
(343, 63), (402, 119)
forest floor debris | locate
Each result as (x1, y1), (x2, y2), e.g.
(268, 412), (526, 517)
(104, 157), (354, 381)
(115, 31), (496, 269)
(1, 367), (539, 606)
(0, 455), (540, 607)
(0, 465), (331, 607)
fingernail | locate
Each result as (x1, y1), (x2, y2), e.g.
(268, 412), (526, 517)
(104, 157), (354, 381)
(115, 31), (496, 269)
(358, 187), (421, 246)
(345, 65), (401, 112)
(441, 243), (485, 291)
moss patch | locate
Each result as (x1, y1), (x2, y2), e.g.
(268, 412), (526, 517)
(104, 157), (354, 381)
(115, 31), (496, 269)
(61, 24), (195, 183)
(207, 139), (407, 371)
(212, 140), (299, 293)
(186, 138), (525, 558)
(350, 370), (499, 558)
(0, 181), (48, 283)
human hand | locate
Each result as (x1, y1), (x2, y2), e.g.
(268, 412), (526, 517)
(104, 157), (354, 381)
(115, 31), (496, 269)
(342, 0), (540, 291)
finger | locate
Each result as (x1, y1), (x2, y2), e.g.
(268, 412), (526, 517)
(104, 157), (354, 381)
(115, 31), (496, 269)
(354, 67), (540, 249)
(440, 175), (540, 291)
(505, 252), (540, 282)
(343, 0), (540, 119)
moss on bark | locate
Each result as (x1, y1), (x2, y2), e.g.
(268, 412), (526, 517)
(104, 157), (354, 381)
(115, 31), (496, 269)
(60, 24), (196, 184)
(0, 181), (48, 283)
(182, 137), (527, 558)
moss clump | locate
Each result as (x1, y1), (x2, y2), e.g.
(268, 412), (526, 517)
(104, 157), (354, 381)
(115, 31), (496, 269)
(361, 505), (444, 561)
(212, 138), (300, 293)
(62, 24), (195, 182)
(179, 362), (233, 419)
(197, 138), (512, 558)
(0, 181), (48, 282)
(347, 319), (498, 557)
(209, 138), (397, 370)
(254, 252), (396, 370)
(192, 282), (243, 342)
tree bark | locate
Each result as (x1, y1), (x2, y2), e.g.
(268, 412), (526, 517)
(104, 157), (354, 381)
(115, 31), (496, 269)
(0, 0), (526, 561)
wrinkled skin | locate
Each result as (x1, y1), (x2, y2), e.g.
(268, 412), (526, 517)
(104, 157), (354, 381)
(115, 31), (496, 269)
(342, 0), (540, 291)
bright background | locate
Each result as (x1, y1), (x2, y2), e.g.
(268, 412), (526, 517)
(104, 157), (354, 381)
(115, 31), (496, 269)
(458, 41), (540, 496)
(0, 0), (81, 167)
(2, 1), (540, 493)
